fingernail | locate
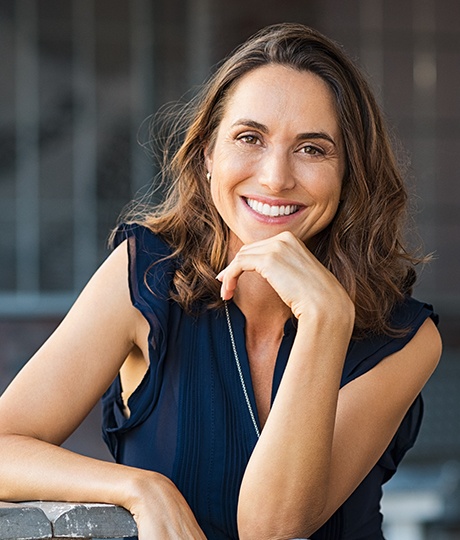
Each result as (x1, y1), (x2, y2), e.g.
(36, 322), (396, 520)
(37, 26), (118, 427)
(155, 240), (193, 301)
(215, 270), (224, 281)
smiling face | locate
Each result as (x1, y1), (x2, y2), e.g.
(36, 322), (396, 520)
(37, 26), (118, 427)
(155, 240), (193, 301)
(205, 64), (345, 258)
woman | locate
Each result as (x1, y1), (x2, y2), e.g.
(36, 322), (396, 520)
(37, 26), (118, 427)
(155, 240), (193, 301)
(0, 23), (441, 540)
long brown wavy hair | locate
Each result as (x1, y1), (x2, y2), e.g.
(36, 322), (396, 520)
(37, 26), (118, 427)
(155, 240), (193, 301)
(117, 22), (425, 336)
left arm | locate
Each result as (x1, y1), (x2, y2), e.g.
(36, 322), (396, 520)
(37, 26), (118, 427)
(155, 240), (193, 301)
(218, 232), (441, 540)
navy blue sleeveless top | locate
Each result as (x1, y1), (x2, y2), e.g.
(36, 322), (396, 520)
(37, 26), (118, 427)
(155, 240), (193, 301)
(101, 224), (438, 540)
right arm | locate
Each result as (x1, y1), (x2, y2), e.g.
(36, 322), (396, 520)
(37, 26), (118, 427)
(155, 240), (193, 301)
(0, 241), (205, 539)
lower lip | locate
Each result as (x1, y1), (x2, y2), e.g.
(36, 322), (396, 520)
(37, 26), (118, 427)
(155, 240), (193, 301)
(242, 198), (304, 223)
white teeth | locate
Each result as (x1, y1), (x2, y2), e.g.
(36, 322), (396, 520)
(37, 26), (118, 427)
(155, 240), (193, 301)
(246, 198), (298, 217)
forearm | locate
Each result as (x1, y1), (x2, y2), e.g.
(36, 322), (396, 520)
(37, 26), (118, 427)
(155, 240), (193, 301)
(0, 433), (207, 539)
(238, 315), (352, 539)
(0, 433), (149, 510)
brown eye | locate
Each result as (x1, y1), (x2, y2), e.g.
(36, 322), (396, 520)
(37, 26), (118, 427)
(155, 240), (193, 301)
(238, 134), (259, 145)
(300, 145), (324, 156)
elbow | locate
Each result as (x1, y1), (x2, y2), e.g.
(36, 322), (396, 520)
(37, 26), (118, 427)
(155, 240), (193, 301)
(0, 433), (20, 500)
(237, 499), (326, 540)
(238, 519), (322, 540)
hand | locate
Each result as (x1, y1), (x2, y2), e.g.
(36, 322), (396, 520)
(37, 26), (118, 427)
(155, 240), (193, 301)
(217, 231), (354, 322)
(126, 471), (206, 539)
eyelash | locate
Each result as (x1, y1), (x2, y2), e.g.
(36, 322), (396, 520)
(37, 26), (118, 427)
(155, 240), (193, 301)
(237, 133), (326, 157)
(299, 144), (325, 156)
(237, 133), (260, 145)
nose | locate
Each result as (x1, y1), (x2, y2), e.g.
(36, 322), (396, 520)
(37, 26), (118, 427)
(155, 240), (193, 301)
(258, 147), (296, 192)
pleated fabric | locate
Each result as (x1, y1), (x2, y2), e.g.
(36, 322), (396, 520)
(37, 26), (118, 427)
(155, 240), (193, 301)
(101, 224), (438, 540)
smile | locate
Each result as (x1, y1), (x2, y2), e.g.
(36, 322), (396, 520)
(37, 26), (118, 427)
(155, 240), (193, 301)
(245, 198), (299, 217)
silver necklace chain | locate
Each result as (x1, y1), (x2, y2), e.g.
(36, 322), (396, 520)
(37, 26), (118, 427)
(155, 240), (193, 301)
(224, 301), (261, 439)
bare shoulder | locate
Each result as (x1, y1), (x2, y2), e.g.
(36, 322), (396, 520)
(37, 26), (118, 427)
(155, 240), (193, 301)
(406, 316), (442, 369)
(0, 240), (146, 445)
(341, 315), (442, 422)
(377, 316), (442, 392)
(316, 316), (442, 525)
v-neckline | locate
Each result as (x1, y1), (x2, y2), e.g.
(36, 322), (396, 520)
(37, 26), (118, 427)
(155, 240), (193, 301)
(225, 301), (296, 433)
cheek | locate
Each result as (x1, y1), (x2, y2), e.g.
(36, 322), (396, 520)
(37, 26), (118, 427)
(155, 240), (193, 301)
(209, 175), (233, 219)
(326, 182), (343, 223)
(304, 174), (343, 232)
(309, 171), (342, 205)
(210, 153), (253, 201)
(215, 147), (255, 178)
(209, 181), (221, 210)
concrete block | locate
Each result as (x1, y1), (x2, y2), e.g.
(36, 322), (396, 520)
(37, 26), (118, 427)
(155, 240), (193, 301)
(0, 502), (52, 540)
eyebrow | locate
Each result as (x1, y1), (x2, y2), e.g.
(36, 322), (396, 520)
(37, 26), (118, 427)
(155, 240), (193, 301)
(231, 118), (337, 147)
(231, 119), (269, 133)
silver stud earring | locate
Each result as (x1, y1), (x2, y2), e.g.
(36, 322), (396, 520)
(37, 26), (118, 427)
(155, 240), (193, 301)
(206, 172), (211, 182)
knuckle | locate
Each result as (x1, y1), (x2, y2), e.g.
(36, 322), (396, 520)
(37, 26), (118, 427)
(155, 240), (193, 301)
(234, 251), (245, 265)
(278, 230), (295, 242)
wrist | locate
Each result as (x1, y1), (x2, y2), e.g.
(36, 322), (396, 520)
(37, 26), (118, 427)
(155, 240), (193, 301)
(114, 467), (167, 512)
(297, 301), (354, 331)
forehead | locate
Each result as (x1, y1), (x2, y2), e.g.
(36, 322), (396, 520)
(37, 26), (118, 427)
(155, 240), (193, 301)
(221, 64), (340, 134)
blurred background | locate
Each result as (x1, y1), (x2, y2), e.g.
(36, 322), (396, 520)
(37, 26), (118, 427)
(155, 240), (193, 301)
(0, 0), (459, 538)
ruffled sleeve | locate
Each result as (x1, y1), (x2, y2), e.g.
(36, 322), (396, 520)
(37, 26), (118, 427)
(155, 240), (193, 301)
(101, 223), (175, 459)
(341, 296), (438, 481)
(342, 297), (438, 386)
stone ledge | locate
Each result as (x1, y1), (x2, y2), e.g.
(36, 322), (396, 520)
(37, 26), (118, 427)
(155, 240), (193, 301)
(0, 502), (51, 540)
(0, 502), (137, 540)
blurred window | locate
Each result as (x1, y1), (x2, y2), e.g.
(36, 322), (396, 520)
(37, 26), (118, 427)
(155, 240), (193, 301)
(0, 0), (154, 315)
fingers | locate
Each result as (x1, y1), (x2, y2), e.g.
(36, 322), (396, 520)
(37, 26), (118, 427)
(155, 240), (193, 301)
(216, 266), (244, 301)
(133, 483), (207, 540)
(216, 232), (309, 304)
(216, 232), (352, 320)
(137, 519), (206, 540)
(216, 236), (282, 300)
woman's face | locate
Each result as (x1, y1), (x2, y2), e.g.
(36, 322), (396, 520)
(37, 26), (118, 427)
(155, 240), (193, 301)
(206, 64), (345, 257)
